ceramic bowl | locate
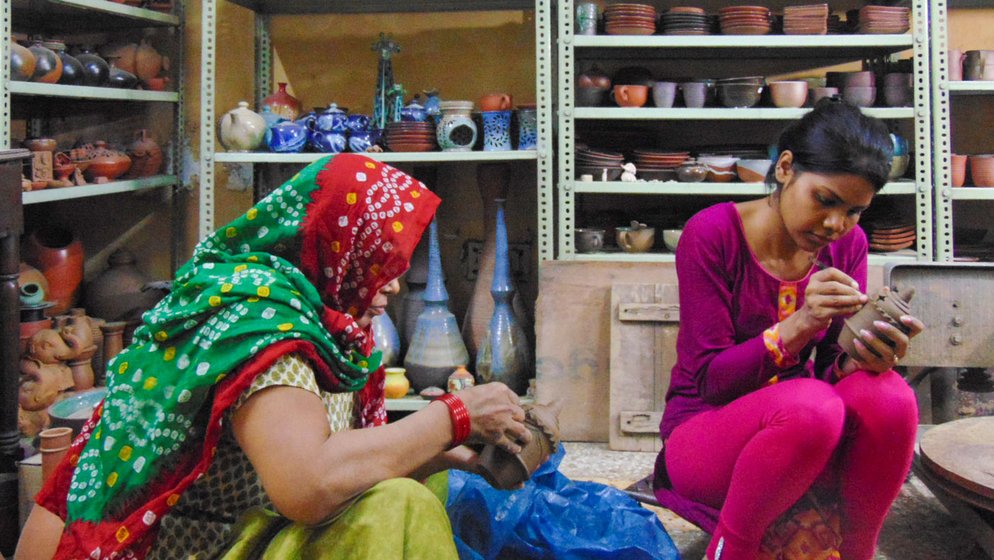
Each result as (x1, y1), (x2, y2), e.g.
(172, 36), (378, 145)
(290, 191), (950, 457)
(23, 137), (58, 152)
(575, 228), (606, 253)
(843, 71), (876, 87)
(883, 85), (912, 107)
(843, 86), (876, 108)
(662, 229), (682, 252)
(769, 81), (809, 108)
(576, 86), (608, 107)
(676, 163), (709, 182)
(811, 87), (839, 104)
(48, 387), (107, 437)
(717, 83), (763, 108)
(736, 159), (772, 183)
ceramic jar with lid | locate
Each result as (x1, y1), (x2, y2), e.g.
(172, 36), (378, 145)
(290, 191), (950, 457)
(436, 101), (477, 152)
(219, 101), (265, 152)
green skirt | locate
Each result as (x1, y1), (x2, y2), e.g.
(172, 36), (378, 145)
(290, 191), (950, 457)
(216, 476), (457, 559)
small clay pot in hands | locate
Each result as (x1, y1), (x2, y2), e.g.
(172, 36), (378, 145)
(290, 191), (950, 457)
(477, 401), (561, 490)
(838, 286), (915, 360)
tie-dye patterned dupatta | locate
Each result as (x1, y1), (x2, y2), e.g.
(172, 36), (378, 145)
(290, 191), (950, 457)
(36, 154), (440, 559)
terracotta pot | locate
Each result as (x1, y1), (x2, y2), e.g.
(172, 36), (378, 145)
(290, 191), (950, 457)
(125, 129), (163, 178)
(39, 426), (73, 483)
(85, 140), (132, 182)
(612, 84), (649, 107)
(477, 402), (560, 490)
(10, 39), (36, 81)
(83, 248), (163, 323)
(22, 227), (84, 316)
(23, 137), (57, 152)
(478, 92), (513, 112)
(53, 152), (76, 182)
(100, 321), (128, 364)
(839, 286), (914, 360)
(135, 38), (164, 83)
(951, 154), (968, 187)
(100, 41), (138, 75)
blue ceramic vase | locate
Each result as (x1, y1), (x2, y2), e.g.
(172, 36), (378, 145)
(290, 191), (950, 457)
(475, 199), (531, 394)
(481, 110), (512, 151)
(517, 108), (537, 150)
(404, 220), (470, 392)
(372, 311), (402, 367)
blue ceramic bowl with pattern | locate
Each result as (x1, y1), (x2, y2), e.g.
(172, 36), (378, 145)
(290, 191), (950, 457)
(346, 113), (370, 133)
(266, 121), (308, 153)
(309, 130), (347, 153)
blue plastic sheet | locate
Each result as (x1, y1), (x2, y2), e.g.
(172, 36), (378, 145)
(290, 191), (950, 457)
(446, 444), (680, 560)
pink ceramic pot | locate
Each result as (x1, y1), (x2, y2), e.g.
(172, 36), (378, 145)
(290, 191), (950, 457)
(811, 86), (839, 104)
(969, 154), (994, 187)
(843, 86), (876, 108)
(843, 71), (875, 87)
(769, 81), (808, 108)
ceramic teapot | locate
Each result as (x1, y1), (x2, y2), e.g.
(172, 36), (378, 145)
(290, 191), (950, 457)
(218, 101), (265, 152)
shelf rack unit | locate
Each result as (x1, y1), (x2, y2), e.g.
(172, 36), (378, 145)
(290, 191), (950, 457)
(929, 0), (994, 262)
(198, 0), (554, 263)
(1, 0), (184, 215)
(556, 0), (934, 266)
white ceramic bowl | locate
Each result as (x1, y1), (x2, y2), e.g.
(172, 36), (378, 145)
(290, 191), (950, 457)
(736, 159), (772, 183)
(663, 229), (682, 252)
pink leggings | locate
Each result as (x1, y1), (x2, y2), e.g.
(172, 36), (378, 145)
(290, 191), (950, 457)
(665, 372), (918, 560)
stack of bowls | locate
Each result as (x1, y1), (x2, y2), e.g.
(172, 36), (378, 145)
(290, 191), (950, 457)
(384, 121), (436, 152)
(604, 3), (657, 35)
(769, 81), (809, 108)
(576, 147), (625, 180)
(718, 5), (772, 35)
(865, 223), (916, 252)
(659, 6), (710, 35)
(883, 72), (912, 107)
(855, 5), (910, 34)
(632, 150), (690, 181)
(715, 76), (765, 108)
(842, 71), (876, 108)
(783, 4), (828, 35)
(698, 155), (740, 182)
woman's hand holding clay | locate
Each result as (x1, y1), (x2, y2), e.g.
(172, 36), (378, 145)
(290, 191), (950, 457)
(457, 383), (532, 455)
(800, 267), (868, 330)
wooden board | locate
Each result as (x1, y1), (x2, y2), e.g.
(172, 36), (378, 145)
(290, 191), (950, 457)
(609, 283), (679, 451)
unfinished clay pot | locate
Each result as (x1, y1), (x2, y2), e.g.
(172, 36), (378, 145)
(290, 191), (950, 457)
(839, 286), (914, 360)
(477, 401), (561, 490)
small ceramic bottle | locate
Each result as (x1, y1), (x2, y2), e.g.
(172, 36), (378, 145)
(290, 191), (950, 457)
(218, 101), (266, 152)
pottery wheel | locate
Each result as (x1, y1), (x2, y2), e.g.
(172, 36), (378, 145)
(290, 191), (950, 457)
(919, 416), (994, 511)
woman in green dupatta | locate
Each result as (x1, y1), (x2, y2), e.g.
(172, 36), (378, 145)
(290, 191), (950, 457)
(17, 154), (531, 560)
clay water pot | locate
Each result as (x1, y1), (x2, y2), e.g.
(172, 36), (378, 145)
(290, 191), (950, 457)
(83, 247), (162, 323)
(135, 38), (164, 83)
(106, 57), (139, 89)
(384, 367), (411, 399)
(10, 39), (35, 81)
(74, 47), (109, 87)
(838, 286), (914, 360)
(125, 129), (163, 178)
(100, 41), (138, 74)
(22, 227), (84, 315)
(28, 39), (62, 83)
(85, 141), (132, 182)
(951, 154), (968, 187)
(44, 40), (84, 86)
(477, 402), (560, 490)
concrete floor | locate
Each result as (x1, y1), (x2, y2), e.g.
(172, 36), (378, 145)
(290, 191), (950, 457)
(560, 441), (989, 560)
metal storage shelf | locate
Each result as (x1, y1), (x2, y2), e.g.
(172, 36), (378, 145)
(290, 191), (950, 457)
(950, 188), (994, 201)
(557, 0), (933, 262)
(571, 180), (917, 196)
(200, 0), (554, 261)
(223, 0), (534, 14)
(947, 81), (994, 94)
(574, 107), (914, 120)
(9, 81), (180, 102)
(214, 150), (539, 164)
(567, 252), (926, 266)
(12, 0), (179, 28)
(22, 175), (178, 204)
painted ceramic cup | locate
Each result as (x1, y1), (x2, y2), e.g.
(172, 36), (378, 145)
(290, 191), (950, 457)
(437, 101), (477, 152)
(680, 81), (709, 108)
(576, 1), (599, 35)
(516, 108), (537, 150)
(481, 110), (512, 151)
(652, 81), (677, 108)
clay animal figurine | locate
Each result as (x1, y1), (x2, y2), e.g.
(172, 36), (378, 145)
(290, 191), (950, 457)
(620, 162), (638, 182)
(18, 328), (76, 437)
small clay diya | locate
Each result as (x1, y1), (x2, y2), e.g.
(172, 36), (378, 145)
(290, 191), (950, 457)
(477, 401), (561, 490)
(839, 285), (915, 360)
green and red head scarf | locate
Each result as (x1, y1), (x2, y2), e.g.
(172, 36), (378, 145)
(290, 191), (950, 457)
(36, 154), (440, 558)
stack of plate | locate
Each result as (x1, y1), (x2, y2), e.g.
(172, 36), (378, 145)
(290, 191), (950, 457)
(576, 147), (625, 180)
(384, 121), (436, 152)
(718, 5), (772, 35)
(632, 150), (691, 180)
(604, 3), (657, 36)
(865, 223), (916, 252)
(783, 3), (828, 35)
(856, 5), (910, 34)
(659, 7), (710, 35)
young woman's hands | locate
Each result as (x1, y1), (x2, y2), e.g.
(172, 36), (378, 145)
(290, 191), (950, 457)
(456, 382), (532, 455)
(846, 287), (926, 374)
(801, 267), (868, 329)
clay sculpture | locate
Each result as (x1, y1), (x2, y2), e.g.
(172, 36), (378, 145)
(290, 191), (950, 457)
(477, 400), (561, 490)
(838, 285), (915, 361)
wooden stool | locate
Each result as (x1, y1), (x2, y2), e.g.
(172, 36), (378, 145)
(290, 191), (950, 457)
(914, 417), (994, 558)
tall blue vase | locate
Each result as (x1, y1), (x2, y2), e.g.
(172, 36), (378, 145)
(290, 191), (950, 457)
(476, 199), (531, 394)
(404, 220), (470, 392)
(400, 236), (430, 355)
(371, 311), (401, 367)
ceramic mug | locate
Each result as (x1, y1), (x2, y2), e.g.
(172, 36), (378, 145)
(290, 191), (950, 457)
(652, 81), (677, 108)
(479, 93), (513, 112)
(615, 226), (655, 253)
(575, 228), (605, 253)
(680, 81), (709, 108)
(611, 84), (648, 108)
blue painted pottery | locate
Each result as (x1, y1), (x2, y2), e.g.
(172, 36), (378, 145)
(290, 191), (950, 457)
(309, 130), (347, 153)
(481, 110), (512, 151)
(259, 106), (284, 129)
(400, 100), (427, 122)
(348, 129), (373, 153)
(516, 108), (537, 151)
(266, 120), (308, 153)
(313, 103), (348, 133)
(346, 113), (371, 133)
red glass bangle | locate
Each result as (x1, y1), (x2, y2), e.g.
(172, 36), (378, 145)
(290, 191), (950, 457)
(437, 393), (471, 448)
